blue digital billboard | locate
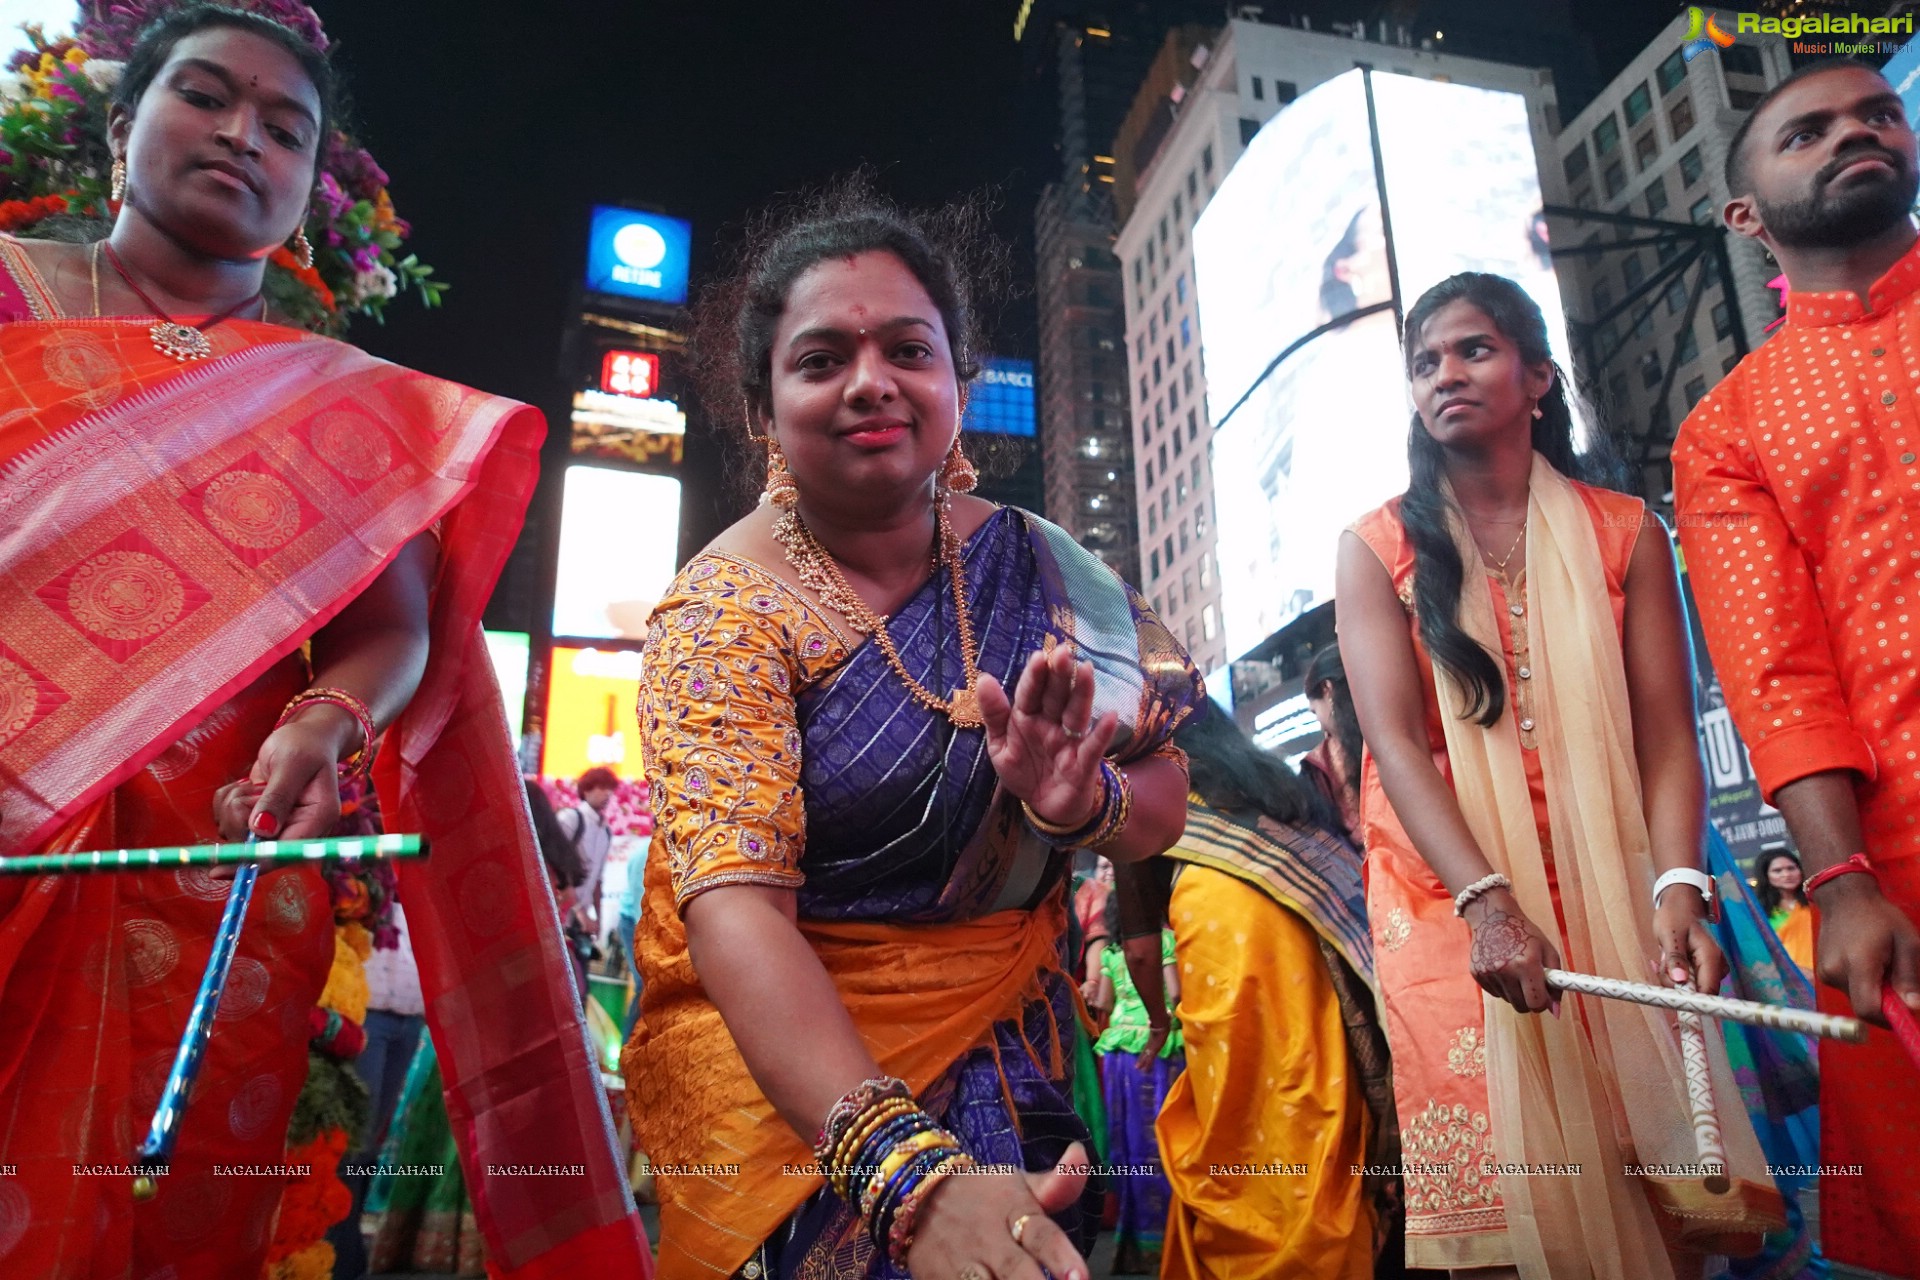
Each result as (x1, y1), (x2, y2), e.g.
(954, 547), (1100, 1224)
(961, 357), (1036, 437)
(585, 206), (692, 305)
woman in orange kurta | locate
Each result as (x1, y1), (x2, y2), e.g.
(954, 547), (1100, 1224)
(0, 12), (645, 1279)
(1337, 272), (1781, 1277)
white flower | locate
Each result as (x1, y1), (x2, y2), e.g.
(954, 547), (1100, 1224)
(346, 263), (398, 305)
(82, 59), (124, 92)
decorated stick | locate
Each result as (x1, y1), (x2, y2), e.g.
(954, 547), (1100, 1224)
(1544, 968), (1867, 1043)
(3, 833), (425, 876)
(1673, 982), (1731, 1193)
(1884, 985), (1920, 1074)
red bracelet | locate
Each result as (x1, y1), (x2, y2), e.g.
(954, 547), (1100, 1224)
(277, 687), (376, 782)
(1804, 852), (1878, 896)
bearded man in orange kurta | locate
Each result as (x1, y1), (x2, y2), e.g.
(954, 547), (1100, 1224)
(1674, 59), (1920, 1274)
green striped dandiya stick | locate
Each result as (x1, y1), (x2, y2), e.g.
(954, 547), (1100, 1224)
(1, 833), (426, 875)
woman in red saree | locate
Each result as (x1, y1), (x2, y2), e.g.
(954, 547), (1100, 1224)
(0, 10), (646, 1278)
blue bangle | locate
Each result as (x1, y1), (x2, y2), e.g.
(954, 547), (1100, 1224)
(870, 1142), (964, 1244)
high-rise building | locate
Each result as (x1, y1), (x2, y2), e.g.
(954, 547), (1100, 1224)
(1023, 3), (1225, 586)
(1114, 18), (1564, 674)
(1551, 10), (1790, 511)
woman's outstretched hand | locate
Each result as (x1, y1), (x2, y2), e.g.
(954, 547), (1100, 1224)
(977, 646), (1119, 829)
(905, 1141), (1091, 1280)
(1465, 888), (1564, 1014)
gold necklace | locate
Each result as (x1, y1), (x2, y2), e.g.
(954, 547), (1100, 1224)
(1481, 522), (1526, 576)
(773, 502), (984, 728)
(95, 241), (263, 360)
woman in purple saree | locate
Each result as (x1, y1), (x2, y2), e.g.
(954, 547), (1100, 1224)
(622, 187), (1203, 1280)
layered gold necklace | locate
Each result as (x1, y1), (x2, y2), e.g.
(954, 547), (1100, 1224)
(773, 501), (984, 729)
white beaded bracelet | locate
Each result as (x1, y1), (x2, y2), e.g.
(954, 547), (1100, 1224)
(1453, 872), (1513, 917)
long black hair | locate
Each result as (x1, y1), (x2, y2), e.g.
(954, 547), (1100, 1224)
(524, 779), (585, 891)
(1753, 847), (1807, 915)
(1176, 703), (1340, 833)
(1305, 643), (1363, 807)
(1399, 271), (1622, 727)
(693, 173), (1009, 502)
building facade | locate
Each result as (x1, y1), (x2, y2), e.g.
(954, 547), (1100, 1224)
(1552, 11), (1792, 512)
(1114, 17), (1564, 675)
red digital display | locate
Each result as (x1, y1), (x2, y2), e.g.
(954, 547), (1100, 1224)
(600, 350), (660, 399)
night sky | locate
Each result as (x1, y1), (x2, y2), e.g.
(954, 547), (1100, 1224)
(309, 0), (1687, 428)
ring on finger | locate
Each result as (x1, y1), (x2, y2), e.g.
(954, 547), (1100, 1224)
(1062, 727), (1086, 741)
(1009, 1212), (1036, 1246)
(958, 1267), (991, 1280)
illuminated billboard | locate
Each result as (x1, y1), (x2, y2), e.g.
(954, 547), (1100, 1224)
(585, 206), (692, 305)
(552, 465), (683, 641)
(601, 349), (661, 399)
(961, 357), (1036, 437)
(542, 645), (645, 781)
(1195, 69), (1576, 663)
(483, 630), (530, 742)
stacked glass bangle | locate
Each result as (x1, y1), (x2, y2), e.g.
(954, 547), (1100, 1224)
(812, 1074), (972, 1264)
(277, 686), (377, 782)
(1021, 758), (1132, 850)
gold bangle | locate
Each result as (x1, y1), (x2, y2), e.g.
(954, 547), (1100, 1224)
(829, 1098), (918, 1192)
(861, 1129), (954, 1216)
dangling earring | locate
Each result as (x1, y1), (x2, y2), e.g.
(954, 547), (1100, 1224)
(941, 439), (978, 494)
(1531, 400), (1544, 420)
(762, 439), (799, 509)
(110, 158), (127, 205)
(290, 226), (314, 271)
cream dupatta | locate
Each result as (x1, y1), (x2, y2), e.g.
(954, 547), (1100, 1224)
(1436, 455), (1782, 1277)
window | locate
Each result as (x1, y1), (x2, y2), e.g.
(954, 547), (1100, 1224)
(1669, 94), (1695, 140)
(1665, 278), (1688, 315)
(1640, 350), (1663, 389)
(1274, 81), (1297, 104)
(1180, 317), (1192, 348)
(1150, 549), (1161, 579)
(1679, 146), (1704, 185)
(1657, 236), (1681, 263)
(1712, 299), (1733, 339)
(1202, 605), (1217, 640)
(1158, 217), (1168, 246)
(1145, 459), (1155, 487)
(1648, 402), (1671, 439)
(1187, 409), (1199, 440)
(1192, 455), (1203, 487)
(1564, 144), (1591, 184)
(1728, 88), (1761, 110)
(1159, 442), (1168, 471)
(1676, 328), (1699, 365)
(1155, 402), (1165, 430)
(1147, 505), (1157, 534)
(1199, 552), (1212, 589)
(1604, 161), (1626, 197)
(1182, 571), (1194, 606)
(1593, 114), (1621, 156)
(1622, 254), (1645, 289)
(1721, 43), (1763, 77)
(1239, 117), (1259, 147)
(1152, 357), (1161, 386)
(1172, 422), (1183, 456)
(1163, 534), (1173, 564)
(1162, 296), (1173, 324)
(1624, 82), (1653, 126)
(1183, 364), (1194, 392)
(1179, 520), (1189, 553)
(1645, 173), (1668, 216)
(1162, 491), (1170, 519)
(1571, 183), (1594, 210)
(1165, 337), (1175, 366)
(1657, 49), (1686, 95)
(1135, 335), (1145, 363)
(1173, 194), (1184, 224)
(1138, 375), (1148, 401)
(1202, 144), (1214, 174)
(1148, 315), (1159, 343)
(1176, 474), (1189, 503)
(1608, 370), (1629, 408)
(1635, 130), (1658, 171)
(1685, 376), (1707, 409)
(1194, 507), (1208, 539)
(1176, 273), (1188, 304)
(1187, 170), (1198, 199)
(1168, 380), (1179, 411)
(1689, 195), (1713, 224)
(1147, 238), (1156, 266)
(1594, 281), (1613, 314)
(1633, 310), (1653, 340)
(1251, 75), (1264, 101)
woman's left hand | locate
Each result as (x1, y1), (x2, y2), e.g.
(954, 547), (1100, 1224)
(977, 645), (1120, 828)
(1135, 1024), (1170, 1073)
(1653, 890), (1727, 994)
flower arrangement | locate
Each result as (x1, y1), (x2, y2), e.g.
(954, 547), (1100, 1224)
(0, 2), (443, 335)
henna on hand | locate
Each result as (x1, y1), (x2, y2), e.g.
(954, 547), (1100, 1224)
(1470, 908), (1532, 974)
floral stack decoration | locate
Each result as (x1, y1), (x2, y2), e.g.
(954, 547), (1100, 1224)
(262, 774), (401, 1280)
(1, 1), (444, 335)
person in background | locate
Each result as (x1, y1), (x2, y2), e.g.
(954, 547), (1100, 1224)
(617, 835), (649, 1038)
(1303, 643), (1364, 843)
(1756, 847), (1815, 977)
(1673, 59), (1920, 1272)
(1124, 706), (1390, 1279)
(558, 765), (618, 938)
(1092, 889), (1181, 1276)
(526, 779), (588, 999)
(331, 900), (426, 1279)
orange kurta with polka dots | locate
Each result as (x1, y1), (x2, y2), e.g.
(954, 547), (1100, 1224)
(1673, 237), (1920, 1274)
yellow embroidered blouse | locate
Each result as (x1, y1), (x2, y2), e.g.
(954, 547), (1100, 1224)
(640, 551), (854, 908)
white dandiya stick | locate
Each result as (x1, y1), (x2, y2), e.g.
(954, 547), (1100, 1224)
(1673, 982), (1731, 1194)
(1543, 968), (1867, 1043)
